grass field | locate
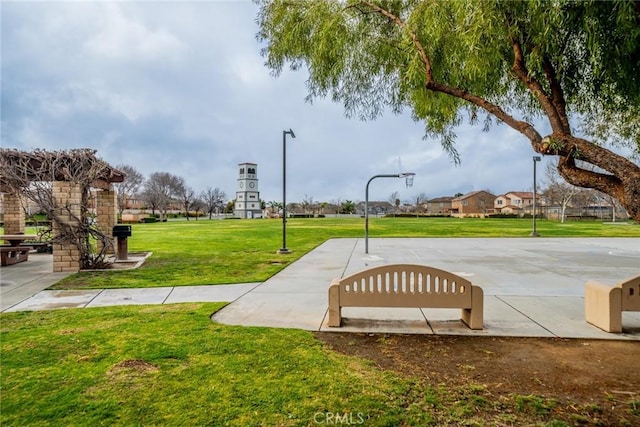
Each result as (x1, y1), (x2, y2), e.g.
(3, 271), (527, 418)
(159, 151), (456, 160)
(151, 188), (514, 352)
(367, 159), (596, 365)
(1, 303), (600, 427)
(2, 217), (638, 426)
(51, 216), (639, 289)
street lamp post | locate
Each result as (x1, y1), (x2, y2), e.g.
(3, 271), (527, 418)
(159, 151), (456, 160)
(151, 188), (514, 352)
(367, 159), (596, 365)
(278, 129), (296, 254)
(365, 173), (414, 254)
(530, 155), (541, 237)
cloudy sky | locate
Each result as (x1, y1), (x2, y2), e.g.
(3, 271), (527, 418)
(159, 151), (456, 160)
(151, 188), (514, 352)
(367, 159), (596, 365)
(2, 0), (555, 205)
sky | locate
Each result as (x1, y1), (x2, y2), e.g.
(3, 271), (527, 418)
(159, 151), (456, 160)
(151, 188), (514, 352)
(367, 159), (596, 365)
(1, 0), (555, 205)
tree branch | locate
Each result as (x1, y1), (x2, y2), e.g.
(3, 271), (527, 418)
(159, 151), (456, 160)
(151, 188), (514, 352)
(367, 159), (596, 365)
(426, 81), (542, 143)
(557, 155), (625, 201)
(510, 36), (567, 133)
(356, 1), (543, 146)
(542, 56), (571, 133)
(361, 1), (433, 82)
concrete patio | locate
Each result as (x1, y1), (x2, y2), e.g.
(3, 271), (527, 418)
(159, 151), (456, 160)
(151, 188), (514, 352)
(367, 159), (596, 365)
(2, 237), (639, 340)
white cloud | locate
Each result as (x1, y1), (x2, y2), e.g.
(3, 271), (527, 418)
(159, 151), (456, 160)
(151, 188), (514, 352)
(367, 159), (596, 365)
(83, 3), (188, 63)
(1, 1), (562, 205)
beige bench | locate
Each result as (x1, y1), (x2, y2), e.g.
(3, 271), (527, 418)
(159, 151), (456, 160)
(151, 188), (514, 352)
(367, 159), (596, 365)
(585, 275), (640, 333)
(328, 264), (484, 329)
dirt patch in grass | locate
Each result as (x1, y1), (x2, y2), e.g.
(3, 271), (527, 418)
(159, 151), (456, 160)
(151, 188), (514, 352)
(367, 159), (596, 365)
(316, 333), (640, 425)
(110, 359), (158, 373)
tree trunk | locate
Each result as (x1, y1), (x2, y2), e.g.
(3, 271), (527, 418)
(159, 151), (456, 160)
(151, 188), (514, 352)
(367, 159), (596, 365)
(534, 134), (640, 223)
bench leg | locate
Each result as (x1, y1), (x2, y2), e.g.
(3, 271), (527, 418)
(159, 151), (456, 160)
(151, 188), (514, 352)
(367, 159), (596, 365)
(328, 284), (342, 327)
(1, 250), (18, 266)
(461, 285), (484, 330)
(17, 249), (30, 263)
(585, 281), (622, 333)
(0, 247), (31, 266)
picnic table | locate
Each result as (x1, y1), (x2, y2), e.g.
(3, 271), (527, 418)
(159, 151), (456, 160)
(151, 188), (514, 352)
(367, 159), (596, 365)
(1, 234), (38, 266)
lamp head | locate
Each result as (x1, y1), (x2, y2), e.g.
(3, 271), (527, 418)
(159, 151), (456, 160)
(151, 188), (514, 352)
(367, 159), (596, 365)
(533, 156), (541, 162)
(284, 128), (296, 138)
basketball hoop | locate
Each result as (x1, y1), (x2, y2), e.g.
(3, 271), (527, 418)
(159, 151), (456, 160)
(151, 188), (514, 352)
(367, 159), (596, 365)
(399, 172), (415, 189)
(405, 175), (414, 188)
(365, 172), (416, 254)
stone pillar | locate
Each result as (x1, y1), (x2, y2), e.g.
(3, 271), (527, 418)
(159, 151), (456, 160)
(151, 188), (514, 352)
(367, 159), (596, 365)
(52, 181), (82, 272)
(96, 188), (117, 254)
(2, 193), (25, 235)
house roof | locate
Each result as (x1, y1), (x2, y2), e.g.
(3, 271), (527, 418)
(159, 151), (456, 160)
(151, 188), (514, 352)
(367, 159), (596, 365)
(452, 190), (496, 201)
(506, 191), (535, 199)
(427, 196), (454, 203)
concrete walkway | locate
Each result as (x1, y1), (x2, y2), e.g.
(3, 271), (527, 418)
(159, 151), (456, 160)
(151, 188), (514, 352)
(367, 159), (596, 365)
(2, 238), (639, 340)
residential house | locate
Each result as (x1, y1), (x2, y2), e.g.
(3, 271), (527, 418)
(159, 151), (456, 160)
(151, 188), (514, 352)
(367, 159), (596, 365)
(426, 196), (454, 214)
(358, 201), (395, 216)
(451, 191), (496, 216)
(494, 191), (540, 215)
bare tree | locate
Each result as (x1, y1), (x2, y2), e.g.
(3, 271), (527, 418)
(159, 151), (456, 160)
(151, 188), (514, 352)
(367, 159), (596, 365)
(389, 191), (400, 216)
(177, 183), (196, 221)
(113, 164), (144, 217)
(332, 198), (342, 217)
(201, 187), (227, 219)
(0, 148), (121, 269)
(319, 201), (328, 216)
(301, 194), (314, 215)
(142, 172), (183, 221)
(414, 192), (428, 216)
(597, 191), (626, 222)
(191, 197), (205, 220)
(543, 161), (579, 223)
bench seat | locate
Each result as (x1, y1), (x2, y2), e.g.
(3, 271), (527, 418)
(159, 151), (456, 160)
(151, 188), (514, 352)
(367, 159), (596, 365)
(585, 275), (640, 333)
(328, 264), (484, 329)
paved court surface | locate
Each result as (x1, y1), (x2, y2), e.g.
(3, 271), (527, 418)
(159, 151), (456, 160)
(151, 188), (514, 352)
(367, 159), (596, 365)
(2, 238), (639, 340)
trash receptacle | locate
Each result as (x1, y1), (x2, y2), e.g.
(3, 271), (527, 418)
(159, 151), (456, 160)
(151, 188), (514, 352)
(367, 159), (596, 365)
(112, 225), (132, 260)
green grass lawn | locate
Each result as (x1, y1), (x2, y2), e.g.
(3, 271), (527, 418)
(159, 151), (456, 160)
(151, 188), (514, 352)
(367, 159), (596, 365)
(1, 303), (584, 426)
(51, 217), (639, 289)
(2, 218), (638, 426)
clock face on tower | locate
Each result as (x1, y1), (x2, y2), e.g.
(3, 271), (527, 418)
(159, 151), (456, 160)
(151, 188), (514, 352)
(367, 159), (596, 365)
(249, 182), (255, 188)
(239, 182), (244, 188)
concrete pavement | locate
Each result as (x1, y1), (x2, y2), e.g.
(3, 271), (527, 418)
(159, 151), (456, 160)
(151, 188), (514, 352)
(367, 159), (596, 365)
(0, 253), (74, 312)
(2, 238), (639, 340)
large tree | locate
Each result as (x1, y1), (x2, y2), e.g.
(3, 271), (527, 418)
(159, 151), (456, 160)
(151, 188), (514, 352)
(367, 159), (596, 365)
(201, 187), (227, 219)
(113, 164), (144, 217)
(142, 172), (183, 221)
(177, 182), (196, 221)
(257, 0), (640, 221)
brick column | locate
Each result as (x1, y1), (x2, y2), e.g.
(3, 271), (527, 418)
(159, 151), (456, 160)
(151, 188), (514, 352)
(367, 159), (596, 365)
(96, 188), (117, 254)
(2, 193), (25, 235)
(52, 181), (82, 272)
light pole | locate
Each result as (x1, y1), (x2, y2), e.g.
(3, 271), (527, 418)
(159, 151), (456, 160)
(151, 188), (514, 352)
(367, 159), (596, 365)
(278, 129), (296, 254)
(530, 155), (541, 237)
(365, 173), (414, 254)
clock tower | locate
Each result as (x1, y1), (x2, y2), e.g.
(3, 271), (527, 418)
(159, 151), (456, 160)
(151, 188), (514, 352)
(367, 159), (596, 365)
(234, 162), (262, 218)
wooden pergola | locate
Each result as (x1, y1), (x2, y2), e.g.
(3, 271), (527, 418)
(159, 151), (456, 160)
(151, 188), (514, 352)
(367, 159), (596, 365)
(0, 148), (125, 272)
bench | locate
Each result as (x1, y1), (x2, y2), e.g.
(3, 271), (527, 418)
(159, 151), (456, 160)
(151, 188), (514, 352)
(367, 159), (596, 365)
(585, 275), (640, 333)
(0, 246), (33, 266)
(328, 264), (484, 329)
